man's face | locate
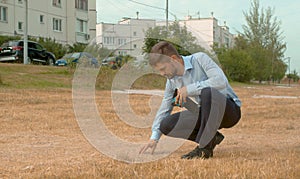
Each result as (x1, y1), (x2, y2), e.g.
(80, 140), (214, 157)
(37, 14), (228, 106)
(154, 61), (177, 79)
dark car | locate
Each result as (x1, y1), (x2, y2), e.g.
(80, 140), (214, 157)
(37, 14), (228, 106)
(55, 52), (99, 68)
(0, 40), (56, 65)
(101, 57), (116, 67)
(101, 56), (123, 69)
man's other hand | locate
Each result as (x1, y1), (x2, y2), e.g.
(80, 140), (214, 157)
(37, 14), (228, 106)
(176, 86), (187, 106)
(139, 139), (158, 154)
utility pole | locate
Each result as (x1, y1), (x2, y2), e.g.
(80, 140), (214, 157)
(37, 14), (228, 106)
(283, 57), (291, 86)
(166, 0), (168, 31)
(23, 0), (28, 64)
(288, 57), (291, 86)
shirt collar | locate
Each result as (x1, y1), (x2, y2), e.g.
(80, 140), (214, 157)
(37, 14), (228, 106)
(182, 55), (193, 72)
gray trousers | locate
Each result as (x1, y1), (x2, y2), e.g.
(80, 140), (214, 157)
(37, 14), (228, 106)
(159, 87), (241, 148)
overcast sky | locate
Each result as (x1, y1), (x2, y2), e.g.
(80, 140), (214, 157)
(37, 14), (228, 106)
(96, 0), (299, 72)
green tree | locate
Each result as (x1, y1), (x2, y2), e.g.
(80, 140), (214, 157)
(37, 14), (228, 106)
(241, 0), (286, 82)
(143, 21), (206, 56)
(287, 70), (300, 82)
(67, 42), (87, 53)
(216, 45), (255, 82)
(0, 35), (21, 46)
(33, 37), (68, 59)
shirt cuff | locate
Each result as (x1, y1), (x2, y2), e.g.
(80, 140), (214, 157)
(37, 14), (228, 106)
(150, 130), (162, 141)
(186, 83), (198, 96)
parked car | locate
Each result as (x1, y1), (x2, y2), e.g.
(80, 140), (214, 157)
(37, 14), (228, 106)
(54, 58), (68, 66)
(102, 56), (124, 69)
(55, 52), (99, 68)
(101, 57), (116, 67)
(0, 40), (56, 65)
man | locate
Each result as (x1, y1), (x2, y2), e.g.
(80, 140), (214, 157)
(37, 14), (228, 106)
(139, 41), (241, 159)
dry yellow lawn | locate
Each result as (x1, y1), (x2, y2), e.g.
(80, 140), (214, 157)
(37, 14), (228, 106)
(0, 84), (299, 178)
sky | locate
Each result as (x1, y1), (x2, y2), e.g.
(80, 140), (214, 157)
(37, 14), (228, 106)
(96, 0), (300, 73)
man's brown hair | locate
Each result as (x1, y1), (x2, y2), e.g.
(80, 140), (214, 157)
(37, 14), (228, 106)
(149, 41), (181, 66)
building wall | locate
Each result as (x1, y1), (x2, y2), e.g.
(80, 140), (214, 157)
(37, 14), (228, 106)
(157, 16), (235, 50)
(96, 15), (235, 56)
(96, 18), (155, 57)
(179, 18), (215, 50)
(88, 0), (96, 42)
(0, 0), (96, 45)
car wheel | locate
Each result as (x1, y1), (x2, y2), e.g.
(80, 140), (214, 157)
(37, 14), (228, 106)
(47, 57), (54, 66)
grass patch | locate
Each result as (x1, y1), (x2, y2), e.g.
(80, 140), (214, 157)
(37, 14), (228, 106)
(0, 63), (256, 90)
(0, 63), (73, 89)
(95, 67), (166, 90)
(132, 73), (166, 89)
(0, 73), (3, 85)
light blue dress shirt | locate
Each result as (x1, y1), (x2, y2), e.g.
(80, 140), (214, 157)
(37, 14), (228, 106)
(150, 52), (241, 141)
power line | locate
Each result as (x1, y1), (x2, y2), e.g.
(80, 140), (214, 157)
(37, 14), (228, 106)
(128, 0), (177, 20)
(128, 0), (165, 11)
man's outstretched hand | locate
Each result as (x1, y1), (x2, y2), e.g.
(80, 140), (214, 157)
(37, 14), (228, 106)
(139, 139), (158, 154)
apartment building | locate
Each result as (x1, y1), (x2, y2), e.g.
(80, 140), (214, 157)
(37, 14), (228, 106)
(157, 13), (235, 50)
(0, 0), (96, 45)
(97, 15), (235, 56)
(183, 15), (235, 49)
(96, 17), (155, 56)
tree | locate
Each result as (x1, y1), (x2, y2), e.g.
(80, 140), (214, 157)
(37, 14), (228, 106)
(142, 21), (207, 56)
(287, 70), (300, 82)
(0, 35), (21, 46)
(67, 42), (87, 53)
(241, 0), (286, 82)
(34, 37), (68, 59)
(213, 40), (255, 82)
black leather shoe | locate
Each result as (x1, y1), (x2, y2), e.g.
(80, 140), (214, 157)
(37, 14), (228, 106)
(212, 132), (224, 149)
(181, 146), (213, 159)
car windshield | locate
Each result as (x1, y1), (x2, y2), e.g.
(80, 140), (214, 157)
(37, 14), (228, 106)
(71, 53), (81, 59)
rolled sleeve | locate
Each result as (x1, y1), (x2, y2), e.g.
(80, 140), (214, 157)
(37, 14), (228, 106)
(150, 130), (162, 141)
(150, 80), (174, 141)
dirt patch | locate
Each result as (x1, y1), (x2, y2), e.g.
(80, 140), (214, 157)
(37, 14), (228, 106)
(0, 85), (299, 178)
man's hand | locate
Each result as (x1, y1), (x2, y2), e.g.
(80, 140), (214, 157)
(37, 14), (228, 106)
(139, 139), (158, 154)
(175, 86), (188, 107)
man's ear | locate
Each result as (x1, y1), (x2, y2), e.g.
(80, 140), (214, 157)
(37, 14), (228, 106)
(170, 55), (179, 61)
(170, 55), (183, 64)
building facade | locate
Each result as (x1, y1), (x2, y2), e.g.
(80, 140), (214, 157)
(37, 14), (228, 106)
(0, 0), (96, 45)
(96, 18), (155, 57)
(157, 14), (235, 50)
(182, 15), (235, 49)
(97, 14), (235, 56)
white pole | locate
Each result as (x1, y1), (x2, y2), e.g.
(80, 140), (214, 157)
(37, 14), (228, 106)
(23, 0), (28, 64)
(166, 0), (168, 31)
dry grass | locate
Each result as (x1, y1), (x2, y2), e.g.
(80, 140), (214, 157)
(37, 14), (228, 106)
(0, 82), (299, 178)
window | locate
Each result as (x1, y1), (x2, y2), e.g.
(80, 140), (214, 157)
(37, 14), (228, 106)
(18, 0), (23, 4)
(118, 38), (127, 45)
(76, 19), (87, 33)
(18, 22), (23, 31)
(0, 6), (8, 22)
(104, 36), (115, 45)
(53, 18), (62, 31)
(133, 44), (137, 48)
(75, 0), (88, 11)
(53, 0), (62, 7)
(133, 31), (137, 36)
(40, 15), (44, 24)
(34, 43), (44, 51)
(225, 37), (229, 48)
